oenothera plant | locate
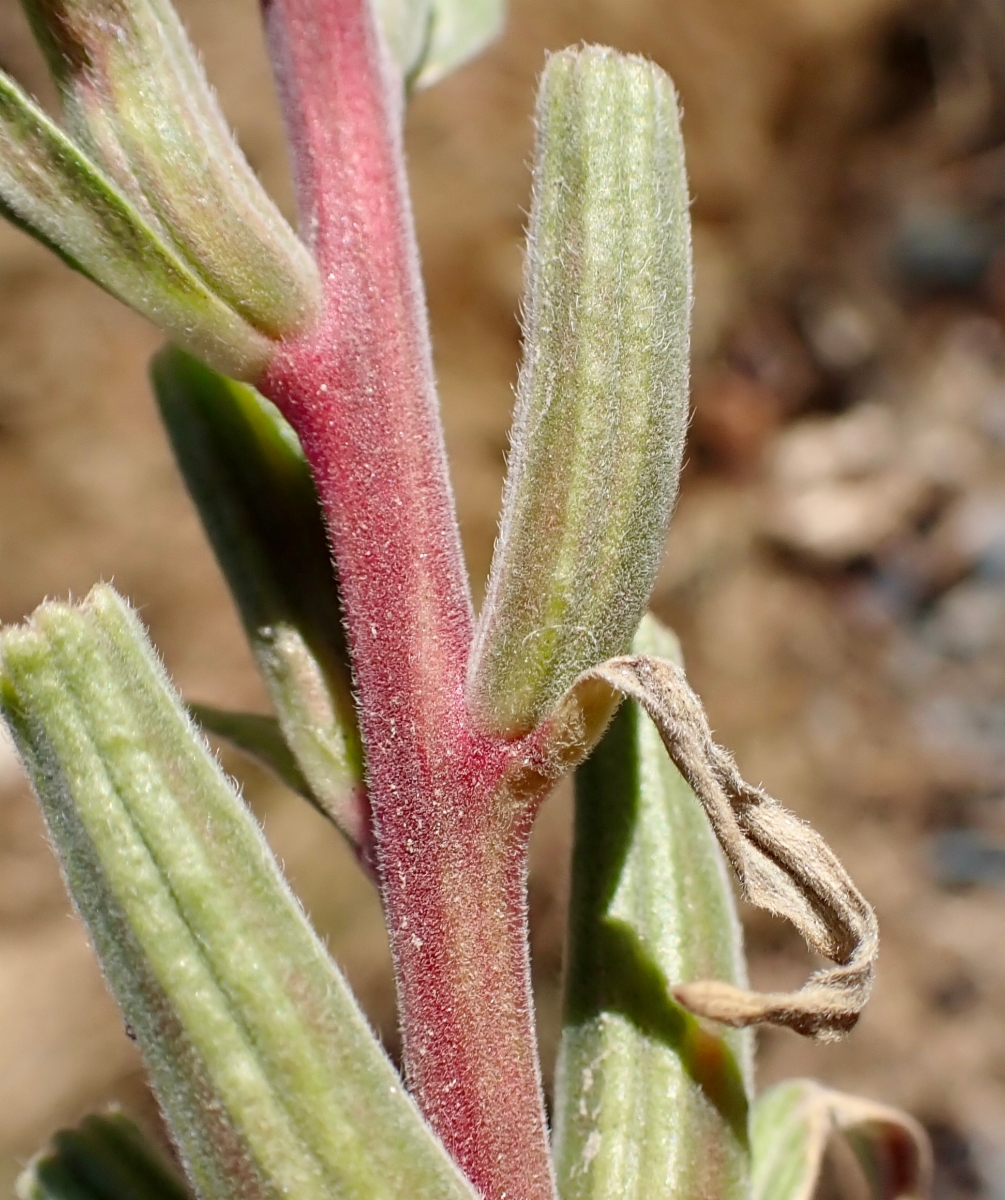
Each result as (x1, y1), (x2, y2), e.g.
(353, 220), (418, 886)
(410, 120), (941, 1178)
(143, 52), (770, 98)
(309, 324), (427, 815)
(0, 1), (932, 1198)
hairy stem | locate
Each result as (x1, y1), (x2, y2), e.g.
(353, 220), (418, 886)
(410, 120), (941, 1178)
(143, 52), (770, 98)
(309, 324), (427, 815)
(258, 1), (554, 1196)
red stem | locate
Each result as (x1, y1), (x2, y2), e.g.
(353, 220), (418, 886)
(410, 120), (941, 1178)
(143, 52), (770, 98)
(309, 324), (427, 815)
(258, 2), (555, 1197)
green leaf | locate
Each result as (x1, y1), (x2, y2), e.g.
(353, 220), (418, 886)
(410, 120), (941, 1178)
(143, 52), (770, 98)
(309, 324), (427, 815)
(375, 0), (503, 89)
(152, 347), (366, 849)
(552, 614), (752, 1200)
(17, 1112), (190, 1200)
(20, 0), (320, 340)
(0, 71), (272, 380)
(0, 585), (477, 1200)
(752, 1080), (932, 1200)
(468, 47), (692, 735)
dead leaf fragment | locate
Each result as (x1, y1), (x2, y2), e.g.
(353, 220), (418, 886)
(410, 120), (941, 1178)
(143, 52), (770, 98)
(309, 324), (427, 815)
(523, 650), (878, 1040)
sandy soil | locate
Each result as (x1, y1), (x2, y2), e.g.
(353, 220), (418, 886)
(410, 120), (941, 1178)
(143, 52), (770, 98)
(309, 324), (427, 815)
(1, 0), (1004, 1195)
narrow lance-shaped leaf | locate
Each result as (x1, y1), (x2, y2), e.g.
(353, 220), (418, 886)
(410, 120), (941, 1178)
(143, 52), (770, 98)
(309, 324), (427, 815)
(151, 347), (367, 854)
(751, 1080), (932, 1200)
(17, 1112), (190, 1200)
(468, 46), (691, 736)
(21, 0), (321, 340)
(553, 614), (752, 1200)
(0, 586), (477, 1200)
(0, 72), (272, 379)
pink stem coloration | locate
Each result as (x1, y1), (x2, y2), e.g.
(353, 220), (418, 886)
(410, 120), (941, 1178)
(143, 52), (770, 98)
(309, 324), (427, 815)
(258, 2), (555, 1197)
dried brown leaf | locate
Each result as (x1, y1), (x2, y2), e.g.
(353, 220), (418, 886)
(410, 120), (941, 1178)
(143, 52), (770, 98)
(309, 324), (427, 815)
(521, 652), (878, 1040)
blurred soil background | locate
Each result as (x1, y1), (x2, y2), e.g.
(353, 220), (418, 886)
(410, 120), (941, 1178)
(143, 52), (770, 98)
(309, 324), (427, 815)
(1, 0), (1005, 1194)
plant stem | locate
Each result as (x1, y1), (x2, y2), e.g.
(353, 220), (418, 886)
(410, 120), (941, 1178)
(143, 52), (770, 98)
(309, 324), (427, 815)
(258, 1), (555, 1196)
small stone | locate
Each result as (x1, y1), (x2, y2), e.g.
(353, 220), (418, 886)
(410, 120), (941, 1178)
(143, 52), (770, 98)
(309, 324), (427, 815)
(921, 580), (1005, 659)
(802, 296), (878, 372)
(767, 467), (936, 564)
(770, 403), (898, 490)
(931, 828), (1005, 888)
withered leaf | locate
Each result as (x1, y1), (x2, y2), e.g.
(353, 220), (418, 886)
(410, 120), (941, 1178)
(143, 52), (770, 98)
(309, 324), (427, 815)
(520, 651), (878, 1040)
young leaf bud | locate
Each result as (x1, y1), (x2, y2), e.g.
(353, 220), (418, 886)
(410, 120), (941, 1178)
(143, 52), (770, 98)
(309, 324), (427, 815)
(371, 0), (505, 90)
(553, 615), (751, 1200)
(0, 73), (273, 379)
(373, 0), (433, 83)
(22, 0), (321, 341)
(411, 0), (505, 88)
(467, 46), (691, 736)
(0, 586), (477, 1200)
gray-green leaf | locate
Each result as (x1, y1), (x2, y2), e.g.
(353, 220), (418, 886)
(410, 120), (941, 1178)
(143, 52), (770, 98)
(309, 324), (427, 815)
(417, 0), (504, 86)
(552, 614), (751, 1200)
(0, 72), (272, 379)
(21, 0), (321, 340)
(189, 704), (316, 804)
(0, 585), (476, 1200)
(468, 47), (691, 735)
(152, 347), (366, 850)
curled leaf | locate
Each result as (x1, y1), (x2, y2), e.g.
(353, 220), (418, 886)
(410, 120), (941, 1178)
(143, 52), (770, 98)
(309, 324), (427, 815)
(521, 645), (878, 1041)
(752, 1080), (932, 1200)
